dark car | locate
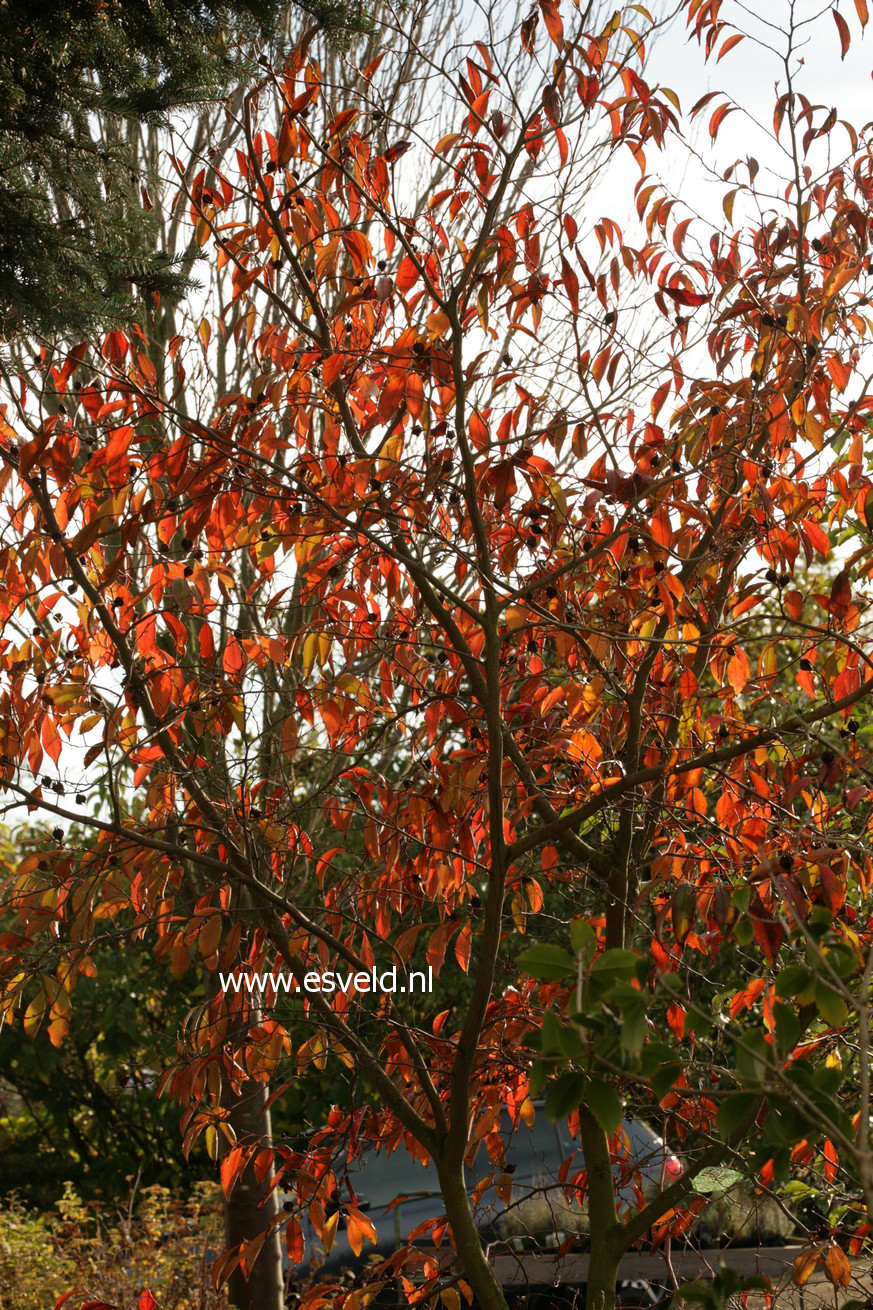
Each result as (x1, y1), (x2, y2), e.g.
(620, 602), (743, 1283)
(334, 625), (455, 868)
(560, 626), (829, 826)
(286, 1105), (681, 1299)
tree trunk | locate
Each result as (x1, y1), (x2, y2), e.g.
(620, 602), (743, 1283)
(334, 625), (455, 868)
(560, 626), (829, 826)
(437, 1154), (510, 1310)
(579, 1105), (623, 1310)
(221, 1075), (285, 1310)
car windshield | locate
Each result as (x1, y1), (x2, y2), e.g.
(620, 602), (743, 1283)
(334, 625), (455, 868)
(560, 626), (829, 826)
(344, 1146), (440, 1210)
(468, 1107), (561, 1184)
(343, 1108), (562, 1209)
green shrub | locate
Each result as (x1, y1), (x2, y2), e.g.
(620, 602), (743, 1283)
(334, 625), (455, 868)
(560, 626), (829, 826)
(0, 1183), (228, 1310)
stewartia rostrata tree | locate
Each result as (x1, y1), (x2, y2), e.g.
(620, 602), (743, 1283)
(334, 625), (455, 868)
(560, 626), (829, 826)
(4, 2), (873, 1308)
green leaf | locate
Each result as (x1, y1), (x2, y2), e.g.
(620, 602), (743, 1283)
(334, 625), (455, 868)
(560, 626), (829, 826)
(773, 1001), (799, 1055)
(570, 918), (597, 956)
(528, 1059), (547, 1097)
(585, 1079), (623, 1134)
(734, 917), (754, 945)
(540, 1009), (564, 1054)
(651, 1061), (683, 1101)
(544, 1071), (588, 1121)
(736, 1029), (771, 1083)
(692, 1166), (744, 1195)
(716, 1092), (758, 1140)
(619, 991), (647, 1057)
(518, 942), (575, 981)
(557, 1022), (584, 1059)
(815, 980), (847, 1028)
(775, 965), (810, 999)
(591, 949), (638, 979)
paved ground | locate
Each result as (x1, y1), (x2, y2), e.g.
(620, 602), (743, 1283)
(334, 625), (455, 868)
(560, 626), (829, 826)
(486, 1246), (873, 1308)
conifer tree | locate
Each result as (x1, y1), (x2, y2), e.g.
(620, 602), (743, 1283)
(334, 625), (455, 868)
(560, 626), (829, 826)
(0, 0), (367, 340)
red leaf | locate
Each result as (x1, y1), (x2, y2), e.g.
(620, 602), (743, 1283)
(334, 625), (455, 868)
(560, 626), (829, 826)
(561, 255), (580, 313)
(285, 1215), (304, 1264)
(253, 1148), (274, 1186)
(834, 9), (851, 57)
(199, 622), (215, 661)
(138, 1294), (158, 1310)
(824, 1137), (839, 1184)
(662, 286), (711, 309)
(102, 331), (128, 364)
(830, 569), (852, 617)
(709, 103), (737, 138)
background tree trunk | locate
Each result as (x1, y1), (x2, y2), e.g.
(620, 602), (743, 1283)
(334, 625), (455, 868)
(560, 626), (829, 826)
(221, 1076), (285, 1310)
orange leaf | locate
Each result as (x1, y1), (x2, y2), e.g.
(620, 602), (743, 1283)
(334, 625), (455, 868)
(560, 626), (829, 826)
(285, 1215), (304, 1264)
(539, 0), (563, 48)
(396, 256), (419, 293)
(792, 1249), (822, 1287)
(802, 518), (830, 558)
(406, 373), (425, 418)
(824, 1243), (851, 1289)
(220, 1145), (246, 1200)
(106, 425), (134, 466)
(223, 636), (246, 677)
(678, 669), (698, 699)
(726, 648), (750, 695)
(834, 9), (851, 57)
(345, 1205), (377, 1257)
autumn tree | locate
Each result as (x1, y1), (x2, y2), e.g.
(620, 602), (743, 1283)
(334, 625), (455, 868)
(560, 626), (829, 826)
(5, 2), (873, 1310)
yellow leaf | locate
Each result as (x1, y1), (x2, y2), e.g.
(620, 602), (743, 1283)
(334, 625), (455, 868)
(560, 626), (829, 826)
(311, 1030), (327, 1071)
(545, 475), (568, 523)
(322, 1211), (339, 1255)
(23, 986), (52, 1038)
(382, 434), (404, 465)
(302, 632), (319, 677)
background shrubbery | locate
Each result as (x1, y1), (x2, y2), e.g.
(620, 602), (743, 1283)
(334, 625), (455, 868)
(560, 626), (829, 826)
(0, 1183), (228, 1310)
